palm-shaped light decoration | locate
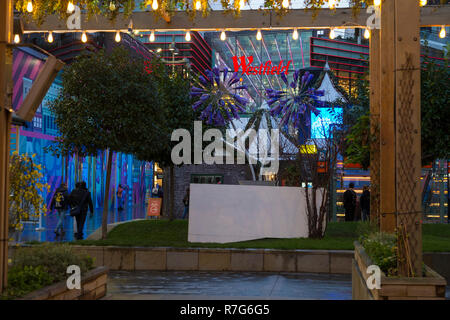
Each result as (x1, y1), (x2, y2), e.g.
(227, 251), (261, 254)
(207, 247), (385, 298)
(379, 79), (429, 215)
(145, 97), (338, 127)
(190, 67), (249, 126)
(266, 70), (325, 128)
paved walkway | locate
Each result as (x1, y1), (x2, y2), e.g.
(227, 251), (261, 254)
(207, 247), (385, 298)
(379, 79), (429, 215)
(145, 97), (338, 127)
(103, 271), (353, 300)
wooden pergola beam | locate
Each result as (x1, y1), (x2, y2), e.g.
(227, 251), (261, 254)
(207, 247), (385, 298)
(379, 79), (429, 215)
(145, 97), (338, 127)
(20, 6), (450, 33)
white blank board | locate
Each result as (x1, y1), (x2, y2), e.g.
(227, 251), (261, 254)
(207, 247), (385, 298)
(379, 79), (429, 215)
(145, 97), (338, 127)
(188, 184), (324, 243)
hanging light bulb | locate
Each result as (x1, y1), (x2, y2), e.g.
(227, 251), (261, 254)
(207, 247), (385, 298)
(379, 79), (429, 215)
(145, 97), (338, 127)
(239, 0), (245, 10)
(282, 0), (289, 9)
(195, 0), (201, 10)
(329, 0), (336, 9)
(256, 29), (262, 41)
(220, 30), (226, 41)
(364, 28), (370, 39)
(419, 0), (427, 6)
(26, 1), (33, 13)
(48, 32), (54, 43)
(14, 34), (20, 44)
(152, 0), (158, 10)
(149, 30), (155, 42)
(373, 0), (381, 7)
(81, 32), (87, 43)
(439, 26), (446, 39)
(329, 28), (336, 39)
(109, 1), (116, 11)
(185, 30), (191, 41)
(115, 31), (121, 42)
(292, 28), (298, 40)
(68, 1), (75, 13)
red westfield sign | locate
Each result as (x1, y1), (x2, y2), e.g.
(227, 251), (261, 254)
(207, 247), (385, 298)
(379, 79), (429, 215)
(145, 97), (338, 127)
(232, 56), (292, 75)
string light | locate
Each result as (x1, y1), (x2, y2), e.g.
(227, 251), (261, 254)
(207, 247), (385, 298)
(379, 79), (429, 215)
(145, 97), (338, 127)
(14, 34), (20, 43)
(48, 31), (54, 43)
(115, 31), (121, 42)
(195, 0), (201, 10)
(373, 0), (381, 7)
(329, 0), (336, 9)
(419, 0), (427, 6)
(292, 28), (298, 40)
(68, 1), (75, 13)
(256, 29), (262, 41)
(109, 1), (116, 11)
(282, 0), (289, 9)
(220, 30), (226, 41)
(149, 30), (155, 42)
(26, 1), (33, 13)
(185, 30), (191, 41)
(439, 26), (446, 39)
(364, 28), (370, 39)
(329, 28), (336, 39)
(239, 0), (244, 10)
(152, 0), (159, 10)
(81, 32), (87, 43)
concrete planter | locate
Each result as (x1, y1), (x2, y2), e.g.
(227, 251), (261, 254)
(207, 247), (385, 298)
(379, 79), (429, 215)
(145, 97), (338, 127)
(352, 241), (447, 300)
(21, 266), (108, 300)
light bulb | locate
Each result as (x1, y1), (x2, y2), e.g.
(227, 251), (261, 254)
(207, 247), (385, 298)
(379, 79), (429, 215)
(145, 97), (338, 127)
(419, 0), (427, 6)
(195, 0), (201, 10)
(185, 30), (191, 41)
(48, 32), (54, 43)
(292, 28), (298, 40)
(115, 31), (121, 42)
(364, 28), (370, 39)
(14, 34), (20, 44)
(256, 29), (262, 41)
(68, 1), (75, 13)
(156, 47), (162, 53)
(282, 0), (289, 9)
(439, 26), (446, 39)
(373, 0), (381, 7)
(220, 30), (226, 41)
(239, 0), (244, 9)
(152, 0), (158, 10)
(329, 28), (336, 39)
(149, 31), (155, 42)
(81, 32), (87, 43)
(109, 1), (116, 11)
(329, 0), (337, 9)
(26, 1), (33, 13)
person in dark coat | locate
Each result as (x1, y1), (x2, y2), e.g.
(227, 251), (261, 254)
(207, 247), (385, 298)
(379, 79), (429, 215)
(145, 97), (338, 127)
(360, 185), (371, 221)
(69, 181), (93, 240)
(343, 182), (357, 222)
(50, 182), (69, 238)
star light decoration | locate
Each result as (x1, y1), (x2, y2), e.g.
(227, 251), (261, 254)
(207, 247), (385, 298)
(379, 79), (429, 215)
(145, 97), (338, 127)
(190, 67), (249, 126)
(266, 70), (325, 128)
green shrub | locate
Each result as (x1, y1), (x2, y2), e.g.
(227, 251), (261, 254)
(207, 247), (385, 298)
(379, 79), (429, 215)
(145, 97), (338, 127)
(360, 232), (398, 276)
(6, 265), (54, 298)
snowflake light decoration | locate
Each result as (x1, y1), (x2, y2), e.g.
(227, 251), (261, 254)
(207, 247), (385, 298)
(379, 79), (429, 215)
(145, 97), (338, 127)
(190, 67), (249, 126)
(266, 70), (325, 128)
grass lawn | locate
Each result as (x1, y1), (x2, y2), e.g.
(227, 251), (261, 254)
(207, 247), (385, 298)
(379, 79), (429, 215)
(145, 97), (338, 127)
(75, 220), (450, 252)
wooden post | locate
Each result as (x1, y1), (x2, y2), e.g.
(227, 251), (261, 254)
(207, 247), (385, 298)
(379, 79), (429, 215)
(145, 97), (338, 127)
(394, 0), (422, 277)
(379, 0), (397, 232)
(369, 28), (381, 226)
(0, 0), (13, 294)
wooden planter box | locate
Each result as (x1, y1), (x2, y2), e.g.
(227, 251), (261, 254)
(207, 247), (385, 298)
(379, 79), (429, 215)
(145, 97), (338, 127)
(20, 266), (108, 300)
(352, 241), (447, 300)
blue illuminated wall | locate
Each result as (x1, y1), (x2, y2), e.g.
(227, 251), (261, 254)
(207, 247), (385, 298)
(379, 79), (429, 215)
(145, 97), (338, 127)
(310, 107), (343, 139)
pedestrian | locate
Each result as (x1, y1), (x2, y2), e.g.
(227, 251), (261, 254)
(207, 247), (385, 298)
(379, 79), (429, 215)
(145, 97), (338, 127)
(69, 181), (93, 240)
(181, 187), (190, 219)
(117, 184), (124, 211)
(343, 182), (357, 222)
(50, 182), (69, 239)
(360, 185), (371, 221)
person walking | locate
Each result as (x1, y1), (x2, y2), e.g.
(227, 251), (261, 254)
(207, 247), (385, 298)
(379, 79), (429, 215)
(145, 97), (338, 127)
(117, 184), (124, 211)
(360, 185), (371, 222)
(343, 182), (357, 222)
(181, 187), (190, 219)
(69, 181), (93, 240)
(50, 182), (69, 239)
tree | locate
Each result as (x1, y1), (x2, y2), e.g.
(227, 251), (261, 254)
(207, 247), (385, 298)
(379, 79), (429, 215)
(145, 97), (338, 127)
(49, 47), (162, 239)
